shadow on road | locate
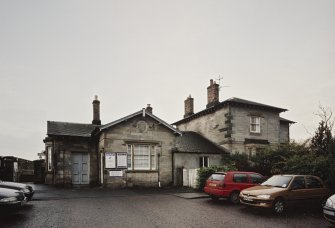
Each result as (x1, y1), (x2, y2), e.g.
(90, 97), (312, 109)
(0, 204), (33, 226)
(203, 197), (325, 220)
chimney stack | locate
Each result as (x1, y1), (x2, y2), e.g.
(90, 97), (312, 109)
(184, 95), (194, 118)
(206, 79), (219, 108)
(92, 95), (101, 125)
(145, 104), (153, 114)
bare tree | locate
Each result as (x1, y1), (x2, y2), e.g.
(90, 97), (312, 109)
(310, 104), (334, 155)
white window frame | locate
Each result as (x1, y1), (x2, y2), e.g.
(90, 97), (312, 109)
(199, 156), (209, 168)
(133, 145), (150, 170)
(127, 145), (132, 170)
(127, 144), (156, 171)
(47, 147), (52, 171)
(250, 116), (261, 133)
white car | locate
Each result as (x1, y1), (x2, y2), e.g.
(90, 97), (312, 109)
(323, 194), (335, 225)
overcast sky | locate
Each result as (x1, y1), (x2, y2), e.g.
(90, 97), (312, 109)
(1, 0), (334, 160)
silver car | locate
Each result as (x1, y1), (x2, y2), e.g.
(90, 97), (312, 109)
(0, 187), (26, 209)
(324, 194), (335, 225)
(0, 180), (34, 201)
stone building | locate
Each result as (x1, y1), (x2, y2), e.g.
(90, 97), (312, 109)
(96, 107), (182, 188)
(43, 80), (294, 187)
(43, 97), (227, 187)
(44, 121), (99, 186)
(173, 80), (295, 156)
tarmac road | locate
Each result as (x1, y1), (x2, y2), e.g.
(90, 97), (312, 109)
(0, 184), (331, 228)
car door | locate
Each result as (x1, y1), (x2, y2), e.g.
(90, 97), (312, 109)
(286, 176), (308, 206)
(305, 176), (328, 204)
(232, 173), (252, 191)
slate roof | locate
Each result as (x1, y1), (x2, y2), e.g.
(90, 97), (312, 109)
(99, 110), (182, 135)
(173, 131), (229, 154)
(47, 121), (97, 137)
(172, 97), (288, 125)
(279, 117), (296, 124)
(226, 97), (287, 112)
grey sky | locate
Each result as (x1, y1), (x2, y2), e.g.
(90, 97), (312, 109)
(1, 0), (334, 160)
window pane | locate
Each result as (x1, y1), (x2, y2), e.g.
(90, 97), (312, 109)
(48, 147), (52, 171)
(127, 145), (132, 169)
(233, 174), (248, 183)
(151, 146), (156, 170)
(133, 145), (150, 170)
(251, 117), (256, 124)
(306, 176), (322, 188)
(210, 174), (225, 181)
(250, 174), (264, 184)
(199, 156), (209, 168)
(250, 116), (260, 133)
(204, 157), (208, 167)
(291, 176), (305, 189)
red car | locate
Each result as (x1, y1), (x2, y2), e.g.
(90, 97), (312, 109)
(204, 171), (265, 204)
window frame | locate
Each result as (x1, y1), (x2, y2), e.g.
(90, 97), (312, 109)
(306, 176), (323, 189)
(127, 144), (156, 171)
(250, 116), (261, 133)
(199, 156), (209, 168)
(47, 146), (53, 171)
(290, 176), (306, 190)
(233, 173), (249, 183)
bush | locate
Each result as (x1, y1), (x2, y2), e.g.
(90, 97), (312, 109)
(196, 165), (236, 191)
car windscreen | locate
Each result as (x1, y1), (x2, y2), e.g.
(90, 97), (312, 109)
(261, 176), (293, 188)
(209, 174), (225, 181)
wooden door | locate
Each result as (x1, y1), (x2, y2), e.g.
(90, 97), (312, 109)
(72, 153), (89, 185)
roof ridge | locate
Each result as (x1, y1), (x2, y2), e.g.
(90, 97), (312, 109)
(173, 97), (287, 125)
(100, 109), (182, 135)
(48, 120), (93, 126)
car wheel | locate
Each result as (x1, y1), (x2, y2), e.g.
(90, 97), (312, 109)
(230, 191), (240, 204)
(273, 198), (285, 214)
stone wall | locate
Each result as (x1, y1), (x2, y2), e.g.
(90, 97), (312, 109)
(173, 153), (222, 185)
(279, 122), (290, 143)
(176, 105), (285, 155)
(176, 107), (230, 147)
(44, 137), (98, 186)
(100, 115), (176, 188)
(229, 106), (280, 153)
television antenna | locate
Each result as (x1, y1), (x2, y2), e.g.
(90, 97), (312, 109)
(215, 75), (231, 91)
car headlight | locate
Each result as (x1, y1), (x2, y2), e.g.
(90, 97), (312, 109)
(326, 198), (334, 208)
(256, 194), (271, 200)
(0, 197), (17, 202)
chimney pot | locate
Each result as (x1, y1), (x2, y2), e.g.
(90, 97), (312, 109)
(145, 104), (153, 114)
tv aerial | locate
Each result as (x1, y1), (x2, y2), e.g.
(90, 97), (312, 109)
(215, 75), (231, 91)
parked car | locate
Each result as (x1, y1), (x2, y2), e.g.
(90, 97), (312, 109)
(240, 175), (330, 214)
(323, 194), (335, 225)
(0, 180), (34, 201)
(0, 187), (26, 209)
(204, 171), (266, 204)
